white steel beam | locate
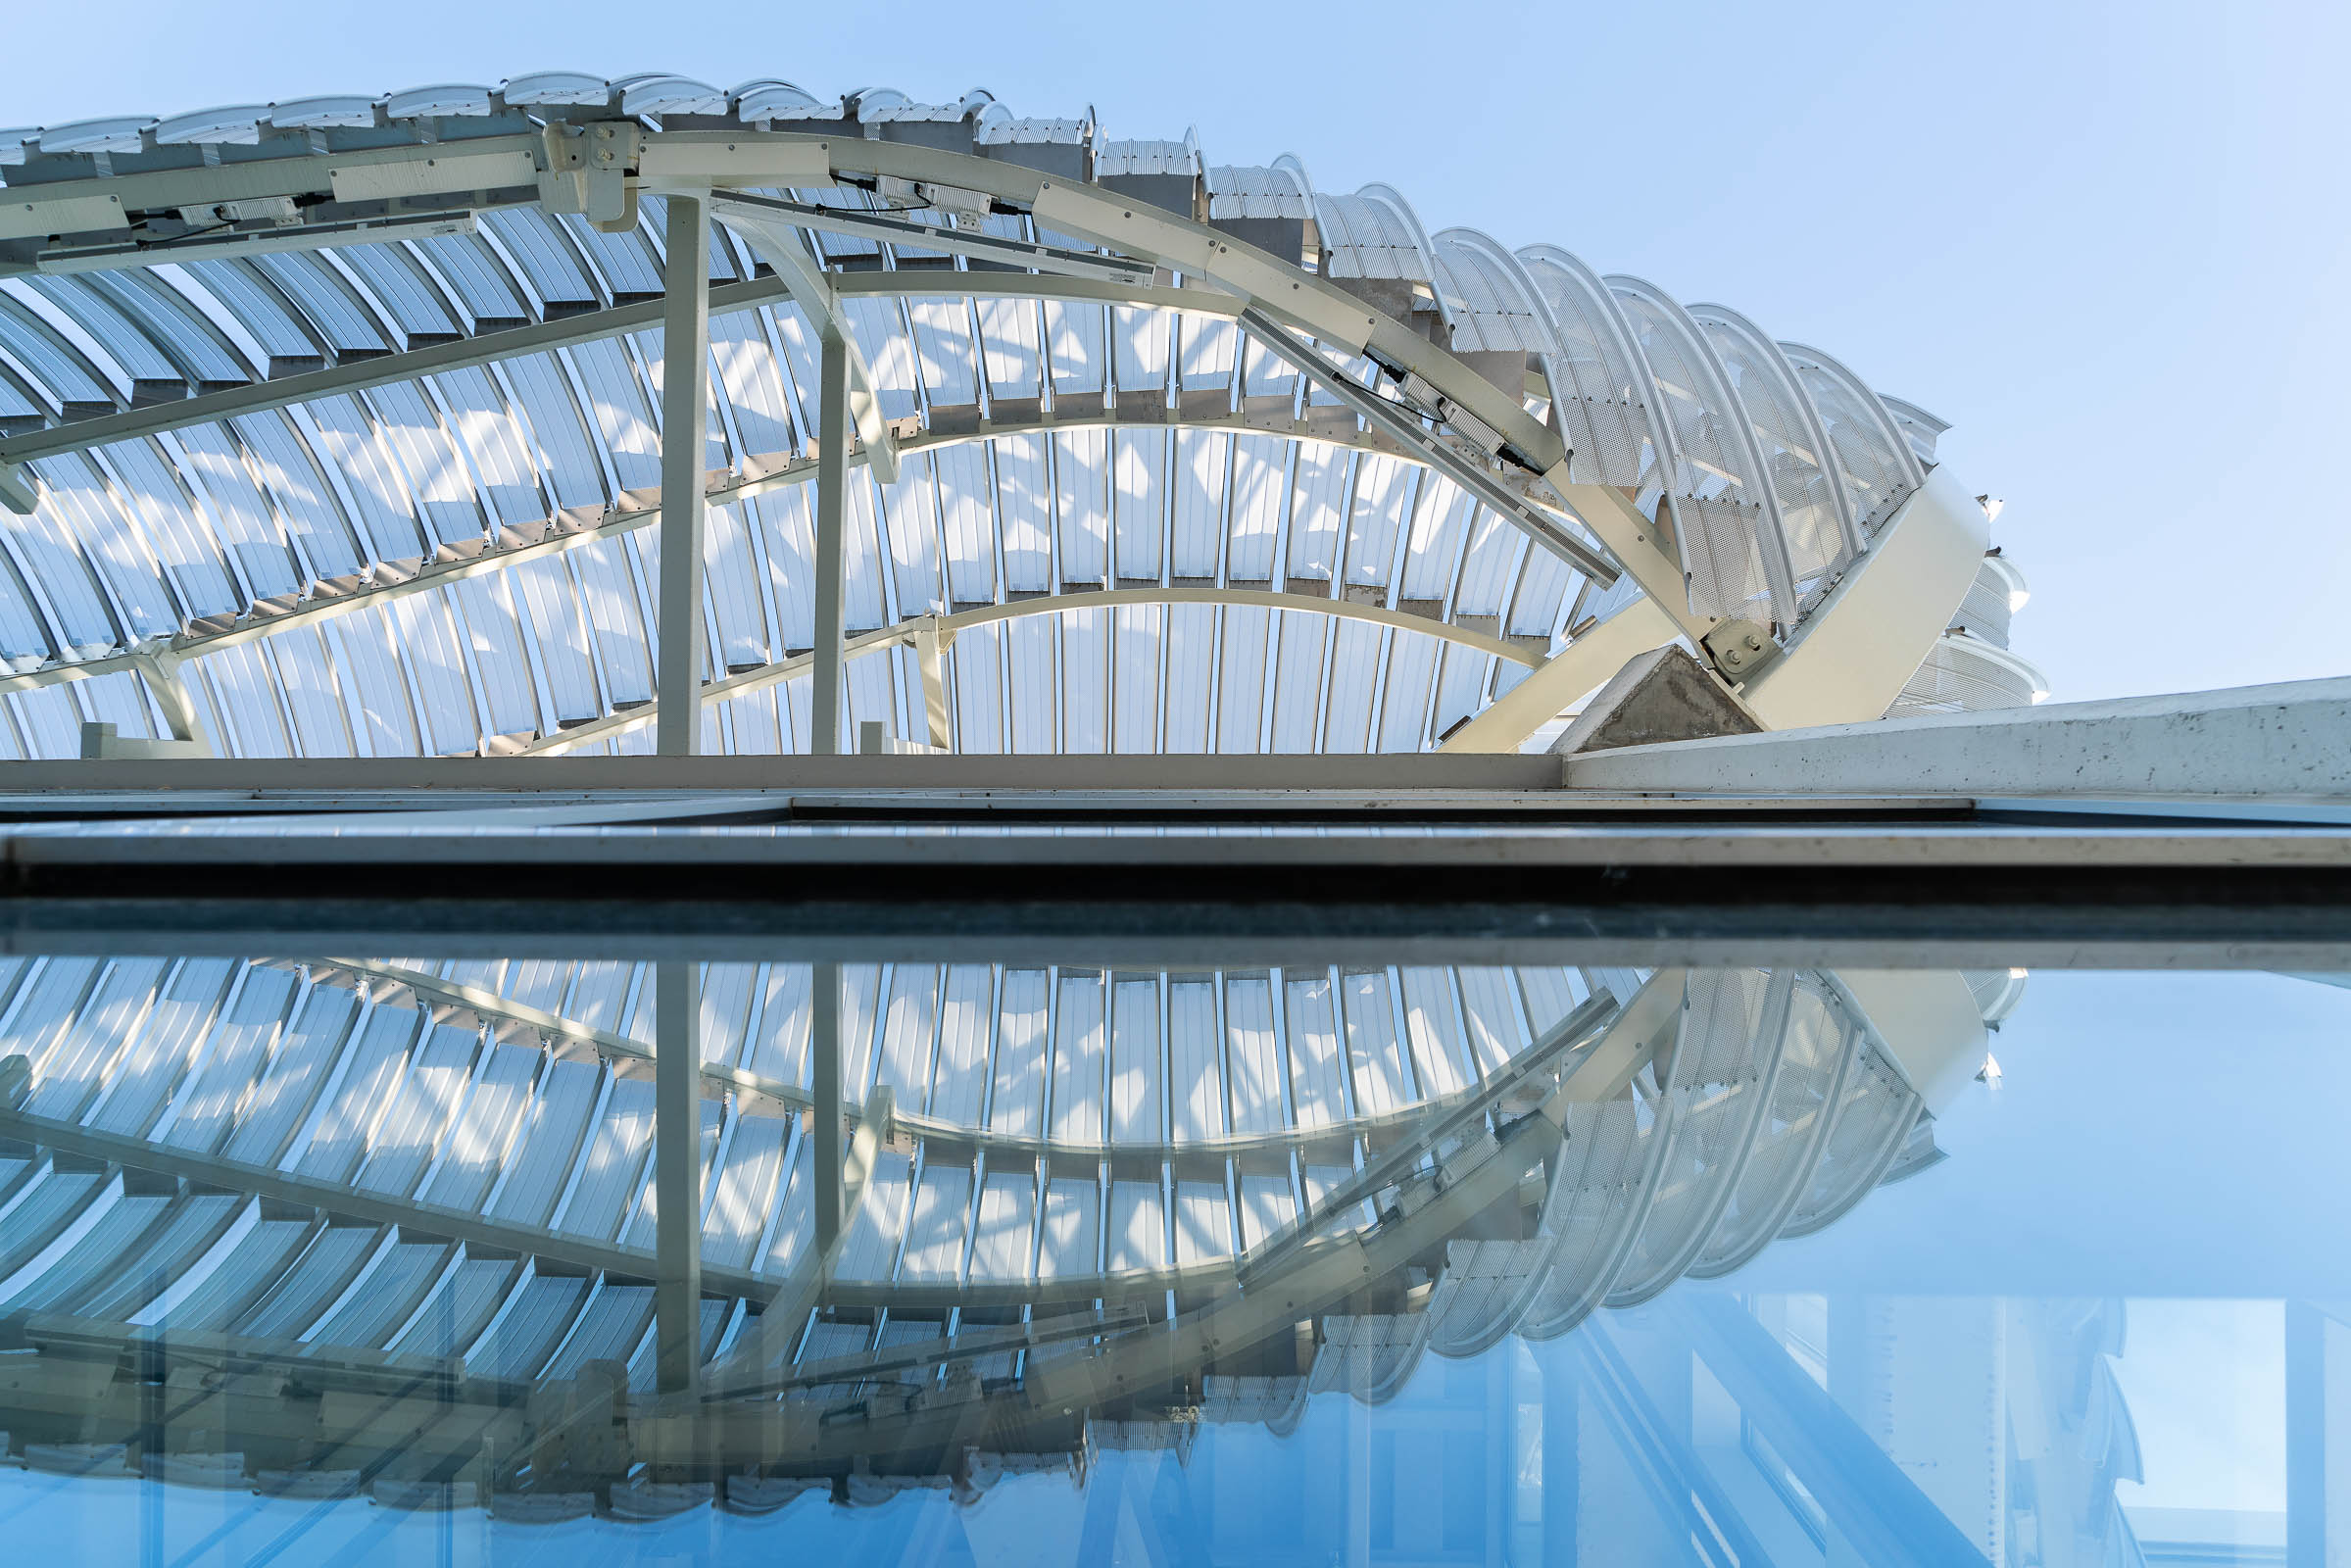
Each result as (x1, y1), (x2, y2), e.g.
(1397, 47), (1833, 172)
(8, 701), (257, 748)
(710, 189), (1153, 286)
(131, 650), (209, 751)
(1437, 599), (1680, 754)
(656, 194), (711, 759)
(710, 196), (901, 486)
(913, 615), (952, 750)
(1738, 467), (1990, 730)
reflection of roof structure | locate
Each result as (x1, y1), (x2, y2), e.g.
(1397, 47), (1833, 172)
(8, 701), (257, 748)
(0, 955), (1966, 1510)
(0, 74), (2032, 761)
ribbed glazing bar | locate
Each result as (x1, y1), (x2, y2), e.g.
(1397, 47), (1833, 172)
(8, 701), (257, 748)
(656, 196), (711, 759)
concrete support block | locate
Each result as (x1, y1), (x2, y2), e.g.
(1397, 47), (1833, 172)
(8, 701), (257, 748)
(1549, 645), (1763, 758)
(1562, 676), (2351, 797)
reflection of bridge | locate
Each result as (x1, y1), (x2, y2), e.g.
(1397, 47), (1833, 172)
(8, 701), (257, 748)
(0, 953), (1996, 1520)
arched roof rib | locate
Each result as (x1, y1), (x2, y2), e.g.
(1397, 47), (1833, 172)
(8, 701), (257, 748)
(0, 74), (2023, 752)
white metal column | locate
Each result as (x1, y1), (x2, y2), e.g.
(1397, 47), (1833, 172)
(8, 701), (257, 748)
(812, 331), (850, 756)
(656, 195), (711, 759)
(813, 959), (844, 1255)
(654, 959), (703, 1395)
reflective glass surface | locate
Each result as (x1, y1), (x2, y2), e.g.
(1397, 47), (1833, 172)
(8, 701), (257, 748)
(0, 943), (2339, 1567)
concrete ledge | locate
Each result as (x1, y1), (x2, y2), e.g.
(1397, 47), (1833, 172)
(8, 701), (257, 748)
(1563, 677), (2351, 797)
(0, 751), (1564, 796)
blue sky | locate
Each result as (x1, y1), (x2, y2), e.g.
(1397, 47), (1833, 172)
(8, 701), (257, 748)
(9, 0), (2347, 703)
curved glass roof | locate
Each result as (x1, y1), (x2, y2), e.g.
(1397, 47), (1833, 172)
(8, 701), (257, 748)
(0, 74), (2039, 760)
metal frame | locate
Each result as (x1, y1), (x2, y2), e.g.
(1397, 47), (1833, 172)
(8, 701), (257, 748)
(0, 120), (2000, 757)
(524, 584), (1545, 755)
(0, 410), (1542, 707)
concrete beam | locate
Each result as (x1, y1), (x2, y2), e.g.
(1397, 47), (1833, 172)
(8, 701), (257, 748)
(1563, 676), (2351, 799)
(1549, 644), (1760, 757)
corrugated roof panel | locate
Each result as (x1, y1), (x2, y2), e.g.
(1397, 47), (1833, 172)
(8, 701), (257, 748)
(1283, 973), (1346, 1129)
(1058, 606), (1105, 753)
(931, 965), (992, 1127)
(197, 640), (294, 757)
(569, 336), (661, 492)
(429, 367), (544, 524)
(975, 297), (1041, 399)
(386, 590), (484, 755)
(933, 444), (993, 606)
(1111, 603), (1159, 754)
(1168, 981), (1222, 1142)
(1048, 972), (1103, 1144)
(1110, 429), (1162, 582)
(1223, 435), (1285, 583)
(708, 310), (794, 462)
(230, 411), (364, 578)
(1284, 444), (1347, 584)
(988, 970), (1048, 1137)
(1321, 620), (1381, 755)
(1215, 604), (1269, 753)
(876, 457), (943, 616)
(1044, 300), (1103, 397)
(1037, 1176), (1098, 1278)
(1377, 633), (1437, 753)
(178, 260), (321, 368)
(268, 627), (358, 755)
(873, 963), (938, 1109)
(97, 440), (237, 618)
(1004, 614), (1053, 753)
(1429, 643), (1490, 743)
(1341, 970), (1414, 1117)
(300, 395), (429, 563)
(448, 575), (540, 739)
(25, 452), (168, 643)
(1169, 429), (1226, 579)
(703, 501), (769, 670)
(907, 296), (978, 412)
(171, 424), (300, 600)
(1399, 968), (1471, 1095)
(1266, 611), (1325, 751)
(327, 607), (419, 757)
(1107, 1179), (1164, 1271)
(1161, 601), (1213, 753)
(1111, 307), (1168, 399)
(1052, 429), (1106, 585)
(751, 485), (813, 650)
